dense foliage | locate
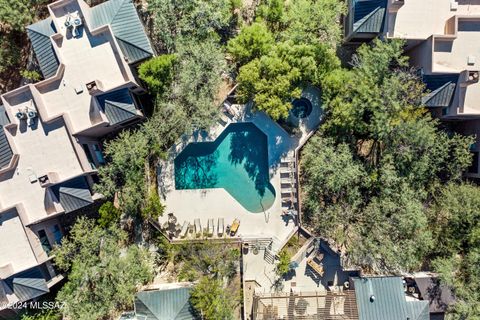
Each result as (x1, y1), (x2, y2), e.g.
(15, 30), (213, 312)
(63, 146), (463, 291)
(138, 54), (177, 97)
(301, 39), (474, 273)
(0, 0), (40, 31)
(190, 277), (236, 320)
(429, 184), (480, 319)
(52, 218), (154, 320)
(230, 0), (345, 119)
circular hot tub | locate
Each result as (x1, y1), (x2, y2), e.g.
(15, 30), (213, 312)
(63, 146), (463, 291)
(291, 97), (313, 119)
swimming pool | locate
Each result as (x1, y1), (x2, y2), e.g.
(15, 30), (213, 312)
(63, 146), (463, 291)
(174, 122), (275, 213)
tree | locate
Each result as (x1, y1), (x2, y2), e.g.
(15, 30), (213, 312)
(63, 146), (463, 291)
(138, 54), (176, 97)
(147, 0), (239, 52)
(142, 189), (164, 220)
(95, 129), (150, 216)
(53, 218), (154, 320)
(282, 0), (346, 48)
(227, 22), (274, 66)
(237, 41), (339, 120)
(429, 184), (480, 319)
(256, 0), (285, 32)
(190, 276), (235, 320)
(97, 201), (121, 227)
(0, 0), (39, 32)
(172, 37), (227, 129)
(301, 39), (474, 272)
(276, 250), (291, 276)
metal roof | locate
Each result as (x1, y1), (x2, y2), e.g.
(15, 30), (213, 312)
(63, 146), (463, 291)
(26, 18), (59, 79)
(415, 277), (455, 314)
(422, 74), (459, 108)
(51, 176), (94, 213)
(90, 0), (154, 63)
(96, 88), (138, 125)
(135, 287), (196, 320)
(0, 127), (13, 170)
(352, 0), (387, 34)
(5, 266), (49, 303)
(353, 277), (430, 320)
(0, 105), (9, 126)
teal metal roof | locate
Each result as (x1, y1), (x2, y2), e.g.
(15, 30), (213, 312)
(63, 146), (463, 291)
(26, 18), (59, 78)
(354, 277), (430, 320)
(352, 0), (387, 34)
(0, 127), (13, 170)
(422, 74), (459, 108)
(135, 287), (196, 320)
(90, 0), (154, 63)
(96, 88), (138, 125)
(5, 266), (49, 303)
(0, 105), (9, 126)
(51, 176), (94, 213)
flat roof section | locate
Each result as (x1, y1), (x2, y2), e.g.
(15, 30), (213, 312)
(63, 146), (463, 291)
(0, 209), (38, 276)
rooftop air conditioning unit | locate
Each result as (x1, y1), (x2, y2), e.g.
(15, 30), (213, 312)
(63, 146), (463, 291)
(468, 71), (479, 83)
(15, 111), (27, 120)
(27, 110), (37, 119)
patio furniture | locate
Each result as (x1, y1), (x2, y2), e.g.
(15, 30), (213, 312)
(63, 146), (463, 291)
(180, 221), (189, 238)
(226, 224), (231, 235)
(194, 219), (202, 237)
(207, 219), (214, 236)
(243, 243), (249, 254)
(168, 213), (177, 224)
(217, 218), (224, 237)
(307, 258), (324, 277)
(230, 219), (240, 236)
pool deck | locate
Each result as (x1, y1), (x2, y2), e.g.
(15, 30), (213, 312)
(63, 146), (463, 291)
(157, 86), (322, 244)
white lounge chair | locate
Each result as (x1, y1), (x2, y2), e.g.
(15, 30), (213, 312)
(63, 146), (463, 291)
(217, 218), (224, 237)
(207, 219), (214, 236)
(194, 219), (202, 237)
(180, 221), (189, 238)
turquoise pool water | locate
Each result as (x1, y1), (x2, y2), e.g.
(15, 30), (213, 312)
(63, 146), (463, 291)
(174, 122), (275, 213)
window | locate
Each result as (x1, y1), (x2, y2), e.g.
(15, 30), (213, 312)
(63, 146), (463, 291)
(93, 144), (105, 165)
(38, 230), (52, 255)
(442, 107), (449, 116)
(51, 225), (62, 244)
(82, 144), (96, 169)
(468, 151), (479, 174)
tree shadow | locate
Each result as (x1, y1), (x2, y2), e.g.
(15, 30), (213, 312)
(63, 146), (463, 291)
(227, 123), (275, 198)
(174, 146), (219, 189)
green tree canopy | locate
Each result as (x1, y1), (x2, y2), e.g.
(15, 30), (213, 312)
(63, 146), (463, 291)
(0, 0), (40, 31)
(301, 39), (474, 272)
(147, 0), (239, 52)
(190, 276), (235, 320)
(53, 218), (154, 320)
(282, 0), (346, 48)
(138, 54), (176, 97)
(237, 41), (339, 120)
(429, 183), (480, 319)
(227, 22), (274, 66)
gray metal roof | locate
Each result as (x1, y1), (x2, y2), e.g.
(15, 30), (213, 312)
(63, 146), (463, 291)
(353, 0), (387, 34)
(354, 277), (430, 320)
(5, 266), (49, 303)
(26, 18), (59, 79)
(0, 127), (13, 170)
(90, 0), (153, 63)
(51, 176), (94, 213)
(0, 105), (9, 126)
(135, 287), (196, 320)
(96, 88), (138, 125)
(422, 74), (459, 108)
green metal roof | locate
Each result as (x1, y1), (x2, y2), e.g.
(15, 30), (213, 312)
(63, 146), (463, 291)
(90, 0), (154, 63)
(26, 18), (59, 78)
(0, 127), (13, 170)
(96, 88), (138, 125)
(354, 277), (430, 320)
(6, 266), (49, 303)
(135, 287), (196, 320)
(51, 176), (94, 213)
(422, 74), (459, 108)
(0, 105), (9, 126)
(352, 0), (387, 34)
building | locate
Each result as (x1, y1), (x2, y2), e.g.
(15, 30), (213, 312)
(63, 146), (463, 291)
(0, 0), (153, 316)
(119, 283), (196, 320)
(353, 277), (430, 320)
(345, 0), (480, 177)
